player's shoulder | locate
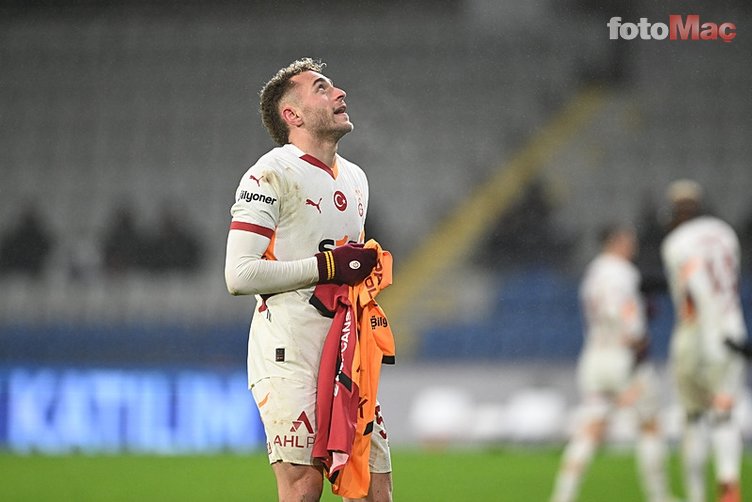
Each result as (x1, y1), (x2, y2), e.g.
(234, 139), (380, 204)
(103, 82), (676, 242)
(335, 153), (362, 171)
(590, 254), (636, 280)
(669, 216), (733, 242)
(663, 217), (698, 246)
(235, 145), (304, 191)
(700, 215), (737, 236)
(335, 153), (367, 179)
(661, 224), (688, 261)
(662, 215), (738, 261)
(246, 145), (300, 175)
(661, 226), (680, 249)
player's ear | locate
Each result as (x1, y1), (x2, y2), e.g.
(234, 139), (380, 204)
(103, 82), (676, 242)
(281, 104), (303, 127)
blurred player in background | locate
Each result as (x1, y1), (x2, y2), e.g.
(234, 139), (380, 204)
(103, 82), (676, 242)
(661, 179), (747, 502)
(224, 58), (392, 502)
(551, 224), (674, 502)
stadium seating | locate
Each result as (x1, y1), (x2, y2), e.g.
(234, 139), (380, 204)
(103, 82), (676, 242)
(1, 3), (750, 365)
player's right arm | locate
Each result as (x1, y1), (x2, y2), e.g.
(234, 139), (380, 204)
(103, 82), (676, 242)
(225, 229), (319, 296)
(224, 165), (320, 296)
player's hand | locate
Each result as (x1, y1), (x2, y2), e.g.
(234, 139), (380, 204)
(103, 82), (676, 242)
(315, 243), (377, 285)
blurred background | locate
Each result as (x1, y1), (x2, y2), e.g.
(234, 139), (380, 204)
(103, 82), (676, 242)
(1, 0), (751, 455)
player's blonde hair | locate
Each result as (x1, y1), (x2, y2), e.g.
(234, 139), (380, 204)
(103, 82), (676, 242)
(259, 58), (325, 146)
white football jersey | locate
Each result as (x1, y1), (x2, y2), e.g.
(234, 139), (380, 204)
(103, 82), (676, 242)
(577, 253), (646, 394)
(580, 253), (646, 350)
(230, 144), (369, 386)
(661, 216), (747, 354)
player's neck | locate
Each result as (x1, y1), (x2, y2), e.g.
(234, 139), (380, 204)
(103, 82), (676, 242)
(604, 248), (630, 262)
(290, 136), (338, 168)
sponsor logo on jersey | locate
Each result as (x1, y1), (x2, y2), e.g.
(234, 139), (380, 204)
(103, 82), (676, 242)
(290, 411), (314, 434)
(270, 433), (315, 450)
(268, 411), (315, 451)
(370, 315), (388, 330)
(305, 197), (323, 213)
(249, 174), (262, 186)
(607, 15), (736, 43)
(333, 191), (347, 211)
(318, 235), (353, 252)
(239, 190), (276, 205)
(333, 309), (352, 398)
(362, 258), (385, 300)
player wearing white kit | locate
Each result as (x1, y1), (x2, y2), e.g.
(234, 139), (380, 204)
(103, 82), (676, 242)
(224, 59), (392, 502)
(661, 180), (746, 502)
(551, 225), (674, 502)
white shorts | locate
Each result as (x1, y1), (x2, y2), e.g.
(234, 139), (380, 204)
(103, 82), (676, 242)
(578, 357), (661, 424)
(671, 341), (745, 415)
(577, 347), (634, 396)
(251, 377), (391, 472)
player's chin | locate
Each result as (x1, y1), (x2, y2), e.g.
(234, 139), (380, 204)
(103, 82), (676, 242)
(336, 121), (354, 136)
(328, 120), (353, 138)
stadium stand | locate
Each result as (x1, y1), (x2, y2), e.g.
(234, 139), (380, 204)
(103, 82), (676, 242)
(0, 1), (750, 366)
(418, 4), (752, 359)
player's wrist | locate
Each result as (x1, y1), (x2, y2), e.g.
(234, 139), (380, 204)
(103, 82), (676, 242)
(315, 244), (377, 285)
(315, 250), (336, 282)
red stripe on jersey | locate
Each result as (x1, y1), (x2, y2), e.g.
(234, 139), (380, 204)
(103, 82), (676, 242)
(230, 221), (274, 238)
(300, 154), (337, 179)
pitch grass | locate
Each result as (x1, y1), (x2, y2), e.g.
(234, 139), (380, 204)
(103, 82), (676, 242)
(1, 448), (751, 501)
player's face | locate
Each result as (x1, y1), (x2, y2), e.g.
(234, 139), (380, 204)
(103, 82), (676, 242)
(291, 70), (353, 141)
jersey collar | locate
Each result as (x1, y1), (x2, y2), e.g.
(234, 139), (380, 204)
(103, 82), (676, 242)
(285, 144), (339, 179)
